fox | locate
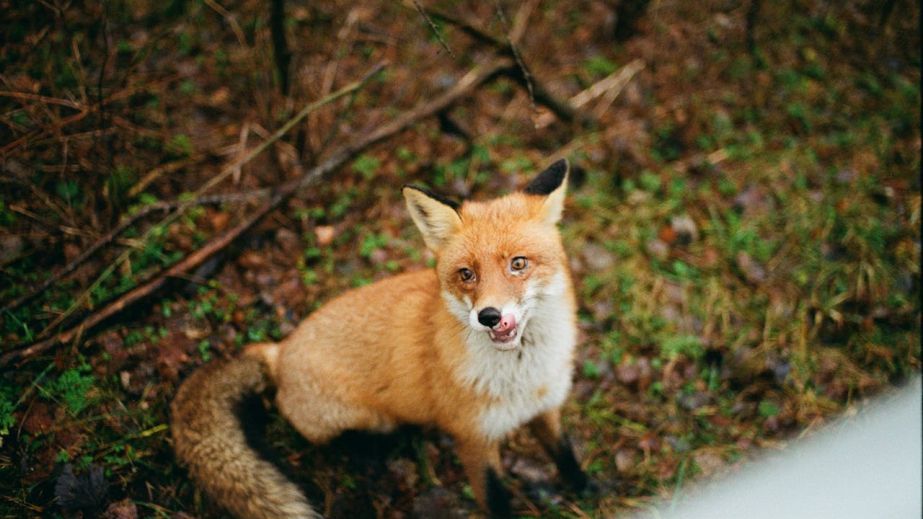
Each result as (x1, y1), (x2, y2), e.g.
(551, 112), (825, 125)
(170, 158), (590, 518)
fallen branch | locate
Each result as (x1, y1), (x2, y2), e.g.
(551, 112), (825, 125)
(0, 91), (83, 110)
(0, 191), (264, 315)
(418, 3), (591, 127)
(501, 64), (582, 125)
(127, 157), (201, 198)
(1, 57), (509, 367)
(33, 63), (388, 342)
(535, 59), (644, 128)
(424, 8), (508, 50)
(494, 0), (538, 118)
(0, 110), (91, 156)
(411, 0), (455, 57)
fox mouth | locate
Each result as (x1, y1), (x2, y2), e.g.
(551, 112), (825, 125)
(488, 325), (518, 345)
(487, 313), (521, 350)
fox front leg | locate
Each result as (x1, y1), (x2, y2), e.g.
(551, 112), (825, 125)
(455, 436), (512, 518)
(528, 409), (589, 493)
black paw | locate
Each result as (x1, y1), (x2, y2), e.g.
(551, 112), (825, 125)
(486, 468), (512, 519)
(578, 476), (605, 499)
(577, 476), (621, 502)
(521, 479), (559, 506)
(552, 436), (590, 494)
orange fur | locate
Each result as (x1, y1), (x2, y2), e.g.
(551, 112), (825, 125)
(171, 159), (588, 518)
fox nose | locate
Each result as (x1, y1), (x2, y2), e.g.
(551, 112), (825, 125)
(477, 307), (502, 327)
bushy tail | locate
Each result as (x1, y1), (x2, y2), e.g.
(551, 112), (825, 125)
(171, 357), (319, 519)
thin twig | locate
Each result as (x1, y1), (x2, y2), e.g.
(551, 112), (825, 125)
(0, 110), (90, 156)
(425, 8), (507, 51)
(509, 0), (540, 45)
(231, 122), (251, 184)
(203, 0), (248, 47)
(127, 156), (201, 198)
(412, 0), (455, 57)
(423, 3), (590, 127)
(0, 58), (504, 367)
(535, 58), (644, 128)
(320, 58), (510, 174)
(0, 73), (192, 156)
(317, 10), (363, 154)
(502, 65), (581, 125)
(494, 1), (536, 122)
(0, 91), (82, 110)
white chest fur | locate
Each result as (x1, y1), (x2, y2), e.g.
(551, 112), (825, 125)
(455, 278), (577, 441)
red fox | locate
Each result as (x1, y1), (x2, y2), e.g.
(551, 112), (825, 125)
(170, 159), (589, 518)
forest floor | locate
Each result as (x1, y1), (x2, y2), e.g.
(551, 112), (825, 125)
(1, 0), (919, 517)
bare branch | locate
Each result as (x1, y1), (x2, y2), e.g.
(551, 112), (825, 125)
(535, 59), (645, 128)
(0, 192), (265, 315)
(1, 64), (385, 325)
(0, 58), (508, 367)
(494, 1), (536, 120)
(423, 3), (593, 127)
(411, 0), (455, 57)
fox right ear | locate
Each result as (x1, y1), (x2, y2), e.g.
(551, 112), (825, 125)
(524, 159), (569, 225)
(402, 186), (462, 251)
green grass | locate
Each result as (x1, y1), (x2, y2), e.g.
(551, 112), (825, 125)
(0, 0), (918, 517)
(40, 362), (95, 416)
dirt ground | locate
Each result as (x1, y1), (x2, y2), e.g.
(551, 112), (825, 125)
(0, 0), (919, 517)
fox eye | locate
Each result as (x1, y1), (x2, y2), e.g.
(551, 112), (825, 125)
(510, 256), (528, 272)
(459, 268), (476, 283)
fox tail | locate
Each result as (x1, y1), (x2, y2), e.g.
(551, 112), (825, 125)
(170, 355), (319, 519)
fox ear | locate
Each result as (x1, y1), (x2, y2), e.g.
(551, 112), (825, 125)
(402, 186), (462, 251)
(524, 159), (569, 225)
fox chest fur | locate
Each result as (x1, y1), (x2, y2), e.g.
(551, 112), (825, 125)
(449, 270), (577, 440)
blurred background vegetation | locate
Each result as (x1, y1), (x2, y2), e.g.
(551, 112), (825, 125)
(0, 0), (919, 517)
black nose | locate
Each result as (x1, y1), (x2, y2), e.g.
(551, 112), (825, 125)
(477, 307), (501, 327)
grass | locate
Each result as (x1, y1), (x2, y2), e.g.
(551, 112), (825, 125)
(0, 0), (919, 517)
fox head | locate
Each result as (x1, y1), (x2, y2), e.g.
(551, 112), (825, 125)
(403, 159), (571, 351)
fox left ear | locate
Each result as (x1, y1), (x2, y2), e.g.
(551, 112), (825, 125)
(402, 185), (462, 252)
(524, 159), (569, 225)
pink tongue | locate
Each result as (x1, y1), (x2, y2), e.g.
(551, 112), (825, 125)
(495, 314), (517, 333)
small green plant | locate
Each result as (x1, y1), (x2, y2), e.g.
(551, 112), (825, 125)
(167, 133), (194, 157)
(359, 232), (389, 259)
(583, 55), (617, 78)
(0, 197), (15, 225)
(55, 179), (81, 206)
(329, 189), (355, 219)
(758, 400), (780, 418)
(0, 383), (16, 445)
(352, 154), (381, 180)
(301, 269), (319, 285)
(103, 443), (136, 470)
(396, 146), (416, 162)
(198, 340), (212, 362)
(55, 449), (71, 463)
(499, 155), (533, 176)
(178, 79), (197, 95)
(638, 170), (662, 192)
(670, 260), (698, 281)
(582, 359), (601, 379)
(661, 335), (704, 361)
(44, 363), (95, 415)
